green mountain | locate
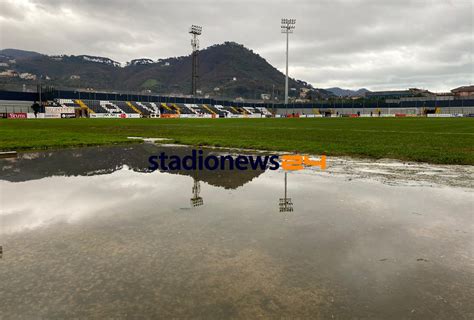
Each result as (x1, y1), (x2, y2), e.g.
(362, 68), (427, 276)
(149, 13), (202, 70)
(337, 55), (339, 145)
(326, 87), (370, 97)
(0, 43), (334, 100)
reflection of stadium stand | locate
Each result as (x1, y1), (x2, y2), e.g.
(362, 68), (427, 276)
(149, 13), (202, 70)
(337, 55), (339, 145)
(0, 145), (265, 190)
(279, 172), (293, 212)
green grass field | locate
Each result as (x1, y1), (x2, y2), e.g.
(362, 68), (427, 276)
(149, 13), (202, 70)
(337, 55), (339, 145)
(1, 118), (473, 164)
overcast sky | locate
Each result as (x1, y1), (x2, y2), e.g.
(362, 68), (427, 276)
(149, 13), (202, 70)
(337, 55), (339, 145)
(0, 0), (472, 91)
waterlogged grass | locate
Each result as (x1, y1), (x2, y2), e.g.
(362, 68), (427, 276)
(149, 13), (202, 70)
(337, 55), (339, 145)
(1, 117), (473, 164)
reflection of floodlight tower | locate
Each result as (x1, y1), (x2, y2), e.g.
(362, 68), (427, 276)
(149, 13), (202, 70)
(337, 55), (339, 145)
(279, 172), (293, 212)
(281, 18), (296, 105)
(191, 178), (204, 207)
(189, 25), (202, 96)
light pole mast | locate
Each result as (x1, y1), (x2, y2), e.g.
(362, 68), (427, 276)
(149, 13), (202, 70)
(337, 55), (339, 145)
(281, 18), (295, 105)
(189, 25), (202, 96)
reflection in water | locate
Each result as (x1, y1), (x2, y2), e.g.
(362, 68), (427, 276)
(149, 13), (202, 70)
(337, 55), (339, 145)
(0, 144), (265, 189)
(279, 172), (293, 212)
(191, 178), (204, 207)
(0, 145), (473, 319)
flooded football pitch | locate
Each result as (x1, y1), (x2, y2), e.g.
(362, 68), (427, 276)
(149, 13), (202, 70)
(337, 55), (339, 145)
(0, 144), (473, 319)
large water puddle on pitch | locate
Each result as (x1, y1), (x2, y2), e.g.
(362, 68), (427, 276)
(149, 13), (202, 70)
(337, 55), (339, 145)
(0, 144), (473, 319)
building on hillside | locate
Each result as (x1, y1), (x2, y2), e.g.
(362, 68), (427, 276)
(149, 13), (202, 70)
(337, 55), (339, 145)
(0, 69), (17, 77)
(299, 87), (311, 99)
(19, 73), (37, 80)
(451, 85), (474, 97)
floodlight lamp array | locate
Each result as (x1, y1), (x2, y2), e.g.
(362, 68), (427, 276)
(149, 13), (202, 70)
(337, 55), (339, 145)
(281, 18), (296, 25)
(281, 18), (296, 33)
(189, 25), (202, 35)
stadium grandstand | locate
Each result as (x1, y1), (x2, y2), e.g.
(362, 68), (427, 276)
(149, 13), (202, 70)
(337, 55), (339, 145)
(0, 89), (473, 119)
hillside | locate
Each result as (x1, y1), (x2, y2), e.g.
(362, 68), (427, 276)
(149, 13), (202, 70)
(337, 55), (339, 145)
(0, 43), (334, 100)
(326, 87), (370, 97)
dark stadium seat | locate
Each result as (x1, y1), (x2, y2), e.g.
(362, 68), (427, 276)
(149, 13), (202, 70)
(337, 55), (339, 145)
(82, 100), (108, 113)
(198, 104), (213, 114)
(184, 104), (212, 115)
(131, 102), (151, 115)
(222, 106), (240, 114)
(206, 104), (226, 117)
(56, 99), (81, 109)
(194, 104), (212, 114)
(160, 103), (178, 114)
(112, 101), (136, 113)
(175, 103), (194, 114)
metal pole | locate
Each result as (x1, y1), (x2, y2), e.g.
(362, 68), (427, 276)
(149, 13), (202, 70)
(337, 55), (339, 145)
(191, 39), (195, 95)
(285, 31), (289, 105)
(38, 79), (42, 104)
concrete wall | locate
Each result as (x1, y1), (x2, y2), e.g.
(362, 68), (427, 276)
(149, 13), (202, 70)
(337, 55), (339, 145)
(0, 100), (34, 113)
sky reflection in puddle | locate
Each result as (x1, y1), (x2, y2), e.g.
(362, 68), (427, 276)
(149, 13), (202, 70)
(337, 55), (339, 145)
(0, 145), (473, 319)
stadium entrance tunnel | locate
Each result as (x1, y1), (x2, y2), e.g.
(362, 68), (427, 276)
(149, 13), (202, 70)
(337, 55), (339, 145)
(0, 144), (472, 319)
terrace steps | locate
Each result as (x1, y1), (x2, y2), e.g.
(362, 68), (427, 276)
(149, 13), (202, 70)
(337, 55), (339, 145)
(202, 104), (216, 115)
(126, 101), (142, 115)
(76, 100), (94, 113)
(161, 103), (172, 111)
(171, 103), (181, 114)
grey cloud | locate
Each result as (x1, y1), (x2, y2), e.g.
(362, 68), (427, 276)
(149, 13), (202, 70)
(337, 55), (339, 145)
(0, 0), (472, 91)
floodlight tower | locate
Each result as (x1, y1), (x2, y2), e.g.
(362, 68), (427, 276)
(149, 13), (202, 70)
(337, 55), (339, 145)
(189, 25), (202, 96)
(281, 18), (296, 105)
